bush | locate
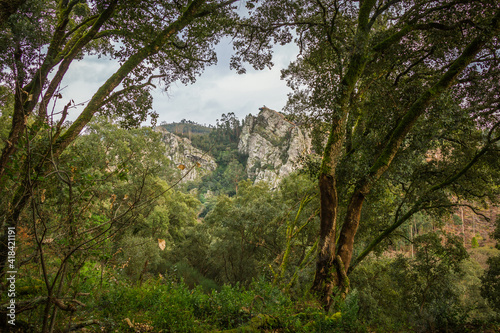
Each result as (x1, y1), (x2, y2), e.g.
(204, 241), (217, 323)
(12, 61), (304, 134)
(95, 279), (202, 332)
(481, 255), (500, 313)
(89, 276), (368, 332)
(351, 232), (472, 332)
(472, 236), (479, 248)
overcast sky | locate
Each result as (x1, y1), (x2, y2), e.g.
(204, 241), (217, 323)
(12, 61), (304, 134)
(57, 38), (299, 127)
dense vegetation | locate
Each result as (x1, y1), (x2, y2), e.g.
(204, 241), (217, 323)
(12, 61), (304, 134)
(170, 113), (249, 198)
(0, 1), (499, 332)
(0, 111), (499, 332)
(159, 120), (212, 138)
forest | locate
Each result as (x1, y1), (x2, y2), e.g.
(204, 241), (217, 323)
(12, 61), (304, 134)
(0, 0), (499, 332)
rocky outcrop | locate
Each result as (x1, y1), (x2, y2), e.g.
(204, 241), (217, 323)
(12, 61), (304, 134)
(155, 127), (216, 182)
(238, 107), (312, 187)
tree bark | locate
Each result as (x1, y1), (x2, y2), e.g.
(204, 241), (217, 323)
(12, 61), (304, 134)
(336, 189), (366, 271)
(0, 186), (29, 276)
(311, 173), (339, 310)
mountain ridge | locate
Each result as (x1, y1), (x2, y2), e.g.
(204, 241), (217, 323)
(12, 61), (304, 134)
(156, 107), (313, 187)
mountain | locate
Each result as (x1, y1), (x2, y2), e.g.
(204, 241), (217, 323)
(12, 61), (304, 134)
(156, 107), (313, 187)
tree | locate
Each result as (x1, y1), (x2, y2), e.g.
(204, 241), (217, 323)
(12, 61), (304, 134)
(481, 216), (500, 313)
(202, 180), (281, 285)
(0, 0), (240, 277)
(188, 112), (247, 196)
(0, 118), (202, 330)
(0, 0), (26, 28)
(233, 0), (500, 310)
(352, 232), (470, 331)
(178, 174), (319, 287)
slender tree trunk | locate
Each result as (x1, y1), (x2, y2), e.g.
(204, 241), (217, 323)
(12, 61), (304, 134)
(410, 220), (414, 258)
(0, 81), (28, 182)
(48, 262), (68, 333)
(0, 188), (30, 277)
(461, 207), (465, 245)
(472, 214), (476, 236)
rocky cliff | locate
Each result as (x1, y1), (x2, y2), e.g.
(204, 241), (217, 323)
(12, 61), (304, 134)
(155, 127), (217, 182)
(238, 107), (312, 187)
(156, 107), (312, 186)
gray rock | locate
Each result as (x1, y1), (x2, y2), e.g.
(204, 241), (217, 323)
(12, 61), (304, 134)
(155, 127), (217, 182)
(239, 107), (312, 187)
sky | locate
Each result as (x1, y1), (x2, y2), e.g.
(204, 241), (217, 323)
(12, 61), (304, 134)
(57, 39), (299, 127)
(153, 41), (299, 126)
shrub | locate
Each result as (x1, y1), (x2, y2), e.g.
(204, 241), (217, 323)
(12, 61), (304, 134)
(472, 236), (479, 248)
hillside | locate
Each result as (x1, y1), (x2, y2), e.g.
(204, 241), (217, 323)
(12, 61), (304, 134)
(155, 110), (498, 263)
(159, 120), (212, 138)
(155, 107), (313, 191)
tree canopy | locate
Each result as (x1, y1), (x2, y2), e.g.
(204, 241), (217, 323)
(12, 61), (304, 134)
(231, 0), (500, 309)
(0, 0), (240, 276)
(0, 0), (499, 330)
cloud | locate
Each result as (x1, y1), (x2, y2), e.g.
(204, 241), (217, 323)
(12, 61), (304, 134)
(49, 57), (120, 121)
(52, 41), (299, 126)
(153, 67), (290, 125)
(154, 42), (299, 125)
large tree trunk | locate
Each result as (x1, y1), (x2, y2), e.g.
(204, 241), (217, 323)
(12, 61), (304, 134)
(336, 189), (366, 271)
(311, 173), (339, 310)
(312, 184), (365, 312)
(0, 184), (30, 277)
(310, 100), (350, 310)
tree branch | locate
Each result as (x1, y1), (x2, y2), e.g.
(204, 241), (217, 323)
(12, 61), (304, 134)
(350, 131), (500, 272)
(99, 74), (167, 108)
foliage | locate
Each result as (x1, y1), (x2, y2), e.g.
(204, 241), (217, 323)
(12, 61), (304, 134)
(1, 0), (499, 330)
(160, 120), (212, 137)
(0, 85), (14, 151)
(351, 231), (500, 332)
(184, 112), (248, 197)
(481, 255), (500, 314)
(175, 174), (319, 290)
(64, 276), (366, 332)
(481, 218), (500, 313)
(0, 6), (242, 326)
(0, 119), (200, 330)
(472, 236), (480, 249)
(231, 0), (500, 309)
(392, 233), (469, 331)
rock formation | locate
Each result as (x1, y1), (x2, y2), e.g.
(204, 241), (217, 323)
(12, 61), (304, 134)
(155, 127), (217, 182)
(238, 107), (312, 187)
